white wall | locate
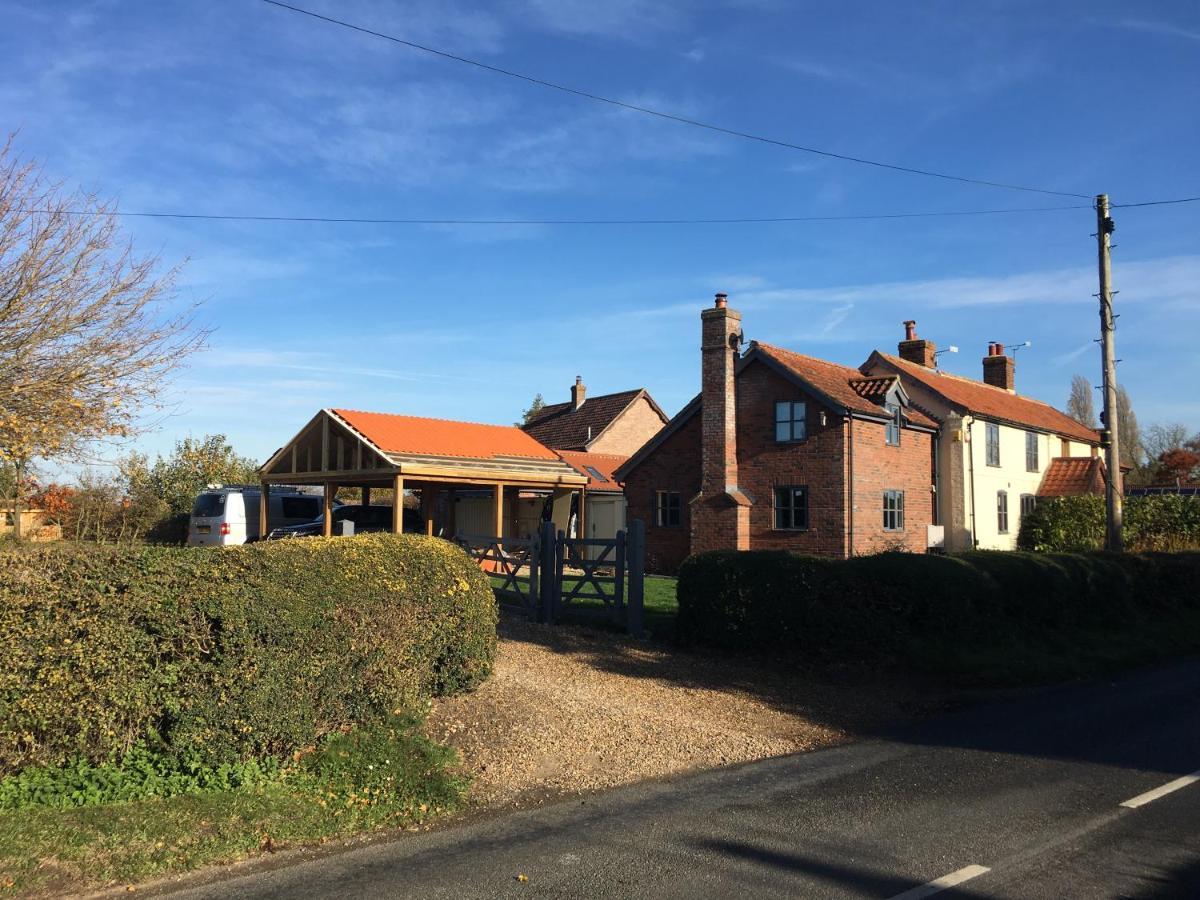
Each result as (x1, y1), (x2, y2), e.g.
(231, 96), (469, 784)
(963, 417), (1093, 550)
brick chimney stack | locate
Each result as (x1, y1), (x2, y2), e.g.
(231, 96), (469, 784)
(571, 375), (586, 410)
(693, 293), (750, 554)
(982, 343), (1015, 391)
(898, 319), (937, 368)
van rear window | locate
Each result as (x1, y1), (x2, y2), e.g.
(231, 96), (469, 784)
(192, 493), (226, 517)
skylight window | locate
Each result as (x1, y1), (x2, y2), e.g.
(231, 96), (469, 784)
(584, 466), (608, 483)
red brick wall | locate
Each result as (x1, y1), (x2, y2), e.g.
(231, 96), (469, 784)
(623, 414), (701, 574)
(624, 360), (936, 571)
(847, 417), (934, 554)
(733, 361), (849, 556)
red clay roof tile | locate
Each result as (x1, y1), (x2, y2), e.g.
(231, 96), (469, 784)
(1038, 456), (1107, 497)
(333, 409), (559, 461)
(872, 352), (1100, 444)
(556, 450), (628, 492)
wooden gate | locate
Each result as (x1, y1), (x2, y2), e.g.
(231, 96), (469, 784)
(455, 519), (644, 635)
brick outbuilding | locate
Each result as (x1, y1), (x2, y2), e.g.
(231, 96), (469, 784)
(617, 295), (939, 573)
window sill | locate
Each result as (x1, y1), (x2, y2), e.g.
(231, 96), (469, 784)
(772, 527), (810, 533)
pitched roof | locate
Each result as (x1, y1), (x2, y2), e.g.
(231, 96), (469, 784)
(754, 343), (939, 428)
(333, 409), (559, 461)
(1038, 456), (1107, 497)
(869, 352), (1101, 444)
(556, 450), (628, 492)
(522, 389), (666, 450)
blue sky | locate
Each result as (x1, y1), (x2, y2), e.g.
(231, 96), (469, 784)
(4, 0), (1198, 468)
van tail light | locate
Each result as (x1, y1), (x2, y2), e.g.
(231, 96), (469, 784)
(219, 523), (231, 536)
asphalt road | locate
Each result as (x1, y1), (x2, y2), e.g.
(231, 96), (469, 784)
(162, 660), (1200, 899)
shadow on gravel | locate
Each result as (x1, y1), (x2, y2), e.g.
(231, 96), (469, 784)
(498, 612), (1200, 777)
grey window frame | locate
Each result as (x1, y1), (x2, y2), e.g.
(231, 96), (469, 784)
(775, 400), (807, 443)
(883, 490), (905, 531)
(1025, 431), (1039, 472)
(772, 485), (809, 530)
(655, 491), (681, 527)
(1020, 493), (1037, 519)
(885, 402), (901, 446)
(997, 490), (1010, 533)
(985, 422), (1001, 467)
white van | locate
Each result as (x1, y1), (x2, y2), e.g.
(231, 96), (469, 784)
(187, 485), (327, 547)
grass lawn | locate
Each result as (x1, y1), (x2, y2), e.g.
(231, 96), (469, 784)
(488, 573), (679, 638)
(0, 719), (464, 897)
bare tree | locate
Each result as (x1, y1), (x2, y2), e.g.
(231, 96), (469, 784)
(1115, 385), (1142, 471)
(1067, 374), (1097, 429)
(0, 138), (206, 538)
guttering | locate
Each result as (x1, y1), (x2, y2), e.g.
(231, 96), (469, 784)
(967, 417), (978, 548)
(846, 408), (855, 556)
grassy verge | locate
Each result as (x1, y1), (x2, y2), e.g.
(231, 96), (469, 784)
(0, 717), (464, 897)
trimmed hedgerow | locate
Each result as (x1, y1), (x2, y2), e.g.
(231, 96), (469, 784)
(676, 549), (1200, 682)
(1019, 494), (1200, 552)
(0, 535), (497, 776)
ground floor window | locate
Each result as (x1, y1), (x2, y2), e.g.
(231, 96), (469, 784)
(655, 491), (681, 527)
(997, 490), (1010, 533)
(773, 486), (809, 530)
(883, 490), (905, 531)
(1020, 493), (1037, 519)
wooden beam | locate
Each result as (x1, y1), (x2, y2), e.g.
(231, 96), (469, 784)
(362, 486), (370, 507)
(446, 488), (457, 538)
(322, 482), (333, 537)
(492, 483), (504, 541)
(321, 416), (330, 472)
(421, 486), (438, 537)
(392, 474), (404, 534)
(259, 482), (269, 539)
(578, 486), (588, 539)
(291, 446), (297, 474)
(355, 442), (362, 471)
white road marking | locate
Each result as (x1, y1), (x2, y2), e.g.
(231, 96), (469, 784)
(888, 864), (991, 899)
(1120, 771), (1200, 809)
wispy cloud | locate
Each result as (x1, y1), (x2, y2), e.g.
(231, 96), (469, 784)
(1106, 18), (1200, 44)
(513, 0), (683, 38)
(1051, 342), (1095, 367)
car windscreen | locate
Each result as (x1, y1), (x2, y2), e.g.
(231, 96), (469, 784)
(192, 493), (226, 517)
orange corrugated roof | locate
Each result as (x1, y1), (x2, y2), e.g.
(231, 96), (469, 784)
(333, 409), (559, 460)
(557, 450), (628, 492)
(873, 352), (1101, 444)
(1038, 457), (1107, 497)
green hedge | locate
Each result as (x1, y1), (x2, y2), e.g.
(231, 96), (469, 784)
(676, 549), (1200, 681)
(0, 535), (497, 776)
(1018, 494), (1200, 552)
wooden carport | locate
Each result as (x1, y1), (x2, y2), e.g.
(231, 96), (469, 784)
(257, 408), (587, 539)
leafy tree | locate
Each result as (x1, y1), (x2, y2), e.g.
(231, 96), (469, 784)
(519, 393), (546, 425)
(0, 138), (205, 539)
(120, 435), (260, 542)
(1067, 374), (1097, 429)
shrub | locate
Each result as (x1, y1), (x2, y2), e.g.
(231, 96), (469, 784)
(0, 534), (497, 776)
(676, 548), (1200, 682)
(1019, 494), (1200, 552)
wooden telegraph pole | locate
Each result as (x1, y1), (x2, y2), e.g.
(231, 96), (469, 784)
(1095, 193), (1123, 551)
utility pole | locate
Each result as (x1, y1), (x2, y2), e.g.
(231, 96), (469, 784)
(1095, 193), (1123, 551)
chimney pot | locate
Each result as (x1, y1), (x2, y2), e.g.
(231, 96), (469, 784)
(898, 319), (937, 368)
(714, 292), (728, 309)
(903, 320), (917, 341)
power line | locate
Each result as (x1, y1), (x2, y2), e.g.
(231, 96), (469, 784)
(43, 204), (1097, 225)
(1111, 196), (1200, 208)
(256, 0), (1092, 201)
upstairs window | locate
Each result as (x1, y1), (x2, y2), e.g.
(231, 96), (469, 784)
(775, 401), (807, 442)
(885, 403), (901, 446)
(773, 486), (809, 530)
(985, 423), (1001, 467)
(655, 491), (681, 527)
(883, 490), (905, 531)
(997, 490), (1010, 533)
(1026, 431), (1039, 472)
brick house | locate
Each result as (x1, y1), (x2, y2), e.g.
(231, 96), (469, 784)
(616, 295), (938, 573)
(521, 377), (669, 456)
(861, 322), (1102, 551)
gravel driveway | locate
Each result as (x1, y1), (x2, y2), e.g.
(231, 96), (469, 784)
(426, 615), (936, 810)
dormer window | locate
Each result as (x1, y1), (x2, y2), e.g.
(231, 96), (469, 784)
(885, 402), (901, 446)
